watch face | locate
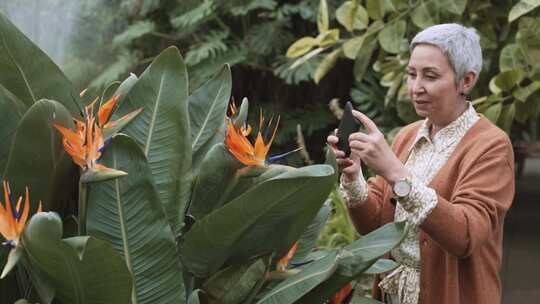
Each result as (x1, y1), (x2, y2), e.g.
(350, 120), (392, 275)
(394, 180), (411, 197)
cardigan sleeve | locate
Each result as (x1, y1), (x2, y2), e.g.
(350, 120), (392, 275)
(420, 149), (515, 258)
(346, 174), (388, 235)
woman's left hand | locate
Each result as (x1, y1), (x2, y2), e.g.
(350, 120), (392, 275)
(349, 110), (409, 184)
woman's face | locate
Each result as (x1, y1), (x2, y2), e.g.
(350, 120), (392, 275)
(407, 44), (465, 126)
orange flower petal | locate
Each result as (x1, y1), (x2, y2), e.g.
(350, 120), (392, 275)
(16, 187), (30, 235)
(98, 95), (119, 127)
(277, 242), (298, 271)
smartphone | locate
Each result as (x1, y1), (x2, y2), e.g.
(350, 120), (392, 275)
(336, 101), (360, 157)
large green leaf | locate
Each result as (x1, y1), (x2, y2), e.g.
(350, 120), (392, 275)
(179, 164), (336, 277)
(509, 0), (540, 22)
(410, 2), (438, 29)
(256, 252), (339, 304)
(378, 20), (406, 54)
(189, 144), (243, 220)
(289, 203), (332, 265)
(0, 12), (80, 113)
(22, 212), (132, 304)
(499, 44), (528, 72)
(366, 0), (395, 20)
(2, 99), (75, 212)
(87, 134), (185, 304)
(117, 46), (191, 236)
(0, 84), (27, 174)
(336, 1), (369, 31)
(517, 17), (540, 66)
(203, 259), (266, 304)
(189, 65), (231, 157)
(440, 0), (467, 15)
(256, 222), (406, 304)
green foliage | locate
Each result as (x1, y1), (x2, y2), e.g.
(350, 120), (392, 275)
(22, 212), (132, 304)
(0, 5), (411, 304)
(87, 135), (186, 304)
(116, 46), (192, 237)
(2, 100), (75, 212)
(284, 0), (540, 139)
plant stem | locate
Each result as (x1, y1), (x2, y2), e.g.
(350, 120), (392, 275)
(78, 180), (88, 235)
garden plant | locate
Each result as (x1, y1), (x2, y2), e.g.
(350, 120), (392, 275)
(0, 11), (408, 304)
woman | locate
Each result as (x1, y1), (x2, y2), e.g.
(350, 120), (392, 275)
(327, 23), (515, 304)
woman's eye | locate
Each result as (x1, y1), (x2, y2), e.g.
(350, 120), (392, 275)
(425, 74), (437, 80)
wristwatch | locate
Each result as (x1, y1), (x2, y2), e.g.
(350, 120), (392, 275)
(393, 177), (412, 198)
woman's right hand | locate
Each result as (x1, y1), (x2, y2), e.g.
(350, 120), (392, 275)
(327, 131), (362, 182)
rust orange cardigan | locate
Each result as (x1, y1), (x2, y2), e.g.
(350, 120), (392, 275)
(348, 116), (515, 304)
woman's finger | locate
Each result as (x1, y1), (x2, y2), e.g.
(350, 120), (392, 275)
(351, 110), (379, 134)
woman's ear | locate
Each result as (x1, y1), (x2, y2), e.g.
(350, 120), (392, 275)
(461, 71), (477, 94)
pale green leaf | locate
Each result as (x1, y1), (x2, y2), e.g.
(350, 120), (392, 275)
(410, 2), (437, 29)
(314, 49), (340, 83)
(440, 0), (467, 15)
(517, 17), (540, 66)
(378, 20), (407, 54)
(512, 81), (540, 102)
(353, 37), (378, 83)
(499, 44), (528, 72)
(336, 1), (369, 31)
(318, 0), (329, 33)
(366, 0), (395, 20)
(509, 0), (540, 22)
(316, 29), (340, 48)
(286, 37), (319, 58)
(290, 47), (327, 70)
(343, 35), (367, 59)
(483, 103), (503, 123)
(494, 70), (524, 91)
(498, 103), (516, 133)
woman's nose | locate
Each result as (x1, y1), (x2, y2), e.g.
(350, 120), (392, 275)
(410, 78), (426, 95)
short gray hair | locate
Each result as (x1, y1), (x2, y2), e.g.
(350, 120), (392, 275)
(410, 23), (482, 86)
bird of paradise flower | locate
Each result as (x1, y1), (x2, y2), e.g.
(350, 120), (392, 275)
(53, 93), (142, 235)
(224, 103), (301, 167)
(53, 95), (141, 182)
(0, 181), (41, 278)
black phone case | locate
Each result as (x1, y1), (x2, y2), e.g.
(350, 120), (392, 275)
(336, 102), (360, 156)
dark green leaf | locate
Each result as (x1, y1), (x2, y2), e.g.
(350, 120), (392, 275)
(0, 85), (27, 174)
(298, 222), (407, 303)
(22, 212), (132, 304)
(117, 46), (191, 236)
(2, 99), (75, 212)
(190, 65), (232, 155)
(0, 12), (81, 113)
(203, 259), (266, 304)
(289, 203), (332, 265)
(189, 144), (243, 220)
(87, 135), (185, 304)
(180, 164), (336, 277)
